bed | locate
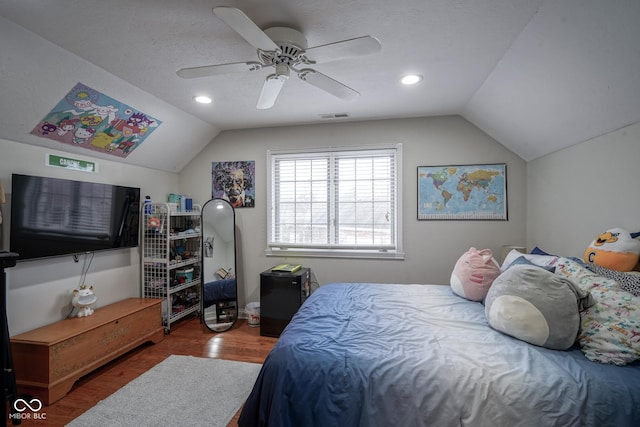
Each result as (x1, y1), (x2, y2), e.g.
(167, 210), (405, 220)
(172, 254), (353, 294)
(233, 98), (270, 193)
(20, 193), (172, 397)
(238, 280), (640, 426)
(202, 278), (236, 308)
(202, 278), (236, 322)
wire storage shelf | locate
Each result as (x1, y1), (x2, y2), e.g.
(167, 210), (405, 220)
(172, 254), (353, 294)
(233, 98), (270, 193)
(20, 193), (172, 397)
(142, 202), (202, 333)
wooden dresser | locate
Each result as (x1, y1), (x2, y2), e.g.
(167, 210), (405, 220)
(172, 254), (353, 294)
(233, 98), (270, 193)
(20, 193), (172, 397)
(10, 298), (164, 405)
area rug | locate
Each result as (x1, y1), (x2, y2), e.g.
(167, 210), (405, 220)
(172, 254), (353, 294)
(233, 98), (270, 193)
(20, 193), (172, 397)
(66, 355), (262, 427)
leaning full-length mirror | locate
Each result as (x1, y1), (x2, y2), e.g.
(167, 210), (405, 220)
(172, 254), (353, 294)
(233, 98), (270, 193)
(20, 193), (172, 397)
(201, 198), (238, 332)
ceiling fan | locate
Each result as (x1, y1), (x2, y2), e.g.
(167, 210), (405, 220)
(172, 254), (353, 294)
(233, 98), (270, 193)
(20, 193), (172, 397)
(176, 6), (382, 109)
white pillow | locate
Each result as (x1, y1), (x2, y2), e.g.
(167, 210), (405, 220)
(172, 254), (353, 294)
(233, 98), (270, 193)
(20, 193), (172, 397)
(501, 249), (559, 271)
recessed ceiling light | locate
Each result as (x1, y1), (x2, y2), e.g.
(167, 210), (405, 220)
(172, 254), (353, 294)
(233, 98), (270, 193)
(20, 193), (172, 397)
(193, 95), (212, 104)
(400, 74), (423, 85)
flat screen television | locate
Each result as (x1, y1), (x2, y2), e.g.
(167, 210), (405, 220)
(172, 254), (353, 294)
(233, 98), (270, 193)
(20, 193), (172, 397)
(10, 173), (140, 261)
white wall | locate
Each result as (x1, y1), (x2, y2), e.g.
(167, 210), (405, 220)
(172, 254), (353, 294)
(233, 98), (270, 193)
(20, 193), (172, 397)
(1, 138), (179, 334)
(527, 122), (640, 257)
(2, 115), (528, 333)
(180, 116), (527, 307)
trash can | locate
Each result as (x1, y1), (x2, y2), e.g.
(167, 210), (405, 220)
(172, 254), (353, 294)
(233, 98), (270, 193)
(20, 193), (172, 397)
(246, 302), (260, 327)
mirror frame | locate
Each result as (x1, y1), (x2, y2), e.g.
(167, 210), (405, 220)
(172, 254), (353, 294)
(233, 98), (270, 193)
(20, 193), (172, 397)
(201, 198), (238, 332)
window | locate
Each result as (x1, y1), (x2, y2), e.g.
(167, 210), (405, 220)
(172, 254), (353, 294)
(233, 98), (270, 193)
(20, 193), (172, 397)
(267, 144), (403, 259)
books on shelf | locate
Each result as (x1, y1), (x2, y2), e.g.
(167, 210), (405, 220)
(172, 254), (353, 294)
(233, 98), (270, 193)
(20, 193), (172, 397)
(271, 264), (302, 273)
(216, 267), (234, 279)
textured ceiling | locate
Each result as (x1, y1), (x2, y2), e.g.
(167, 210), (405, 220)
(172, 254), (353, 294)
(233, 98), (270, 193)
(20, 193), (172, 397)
(0, 0), (638, 172)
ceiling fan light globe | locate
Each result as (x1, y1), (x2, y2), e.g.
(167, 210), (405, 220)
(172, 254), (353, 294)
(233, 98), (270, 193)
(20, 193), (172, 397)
(274, 63), (290, 79)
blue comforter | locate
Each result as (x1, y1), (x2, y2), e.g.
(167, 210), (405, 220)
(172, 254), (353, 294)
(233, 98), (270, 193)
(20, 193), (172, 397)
(202, 278), (236, 307)
(239, 283), (640, 427)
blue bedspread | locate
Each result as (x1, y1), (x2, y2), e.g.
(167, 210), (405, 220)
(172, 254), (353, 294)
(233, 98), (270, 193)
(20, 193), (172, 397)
(202, 278), (236, 307)
(239, 283), (640, 427)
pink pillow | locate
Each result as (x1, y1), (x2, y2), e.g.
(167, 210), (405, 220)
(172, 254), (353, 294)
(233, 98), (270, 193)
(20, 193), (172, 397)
(450, 247), (501, 301)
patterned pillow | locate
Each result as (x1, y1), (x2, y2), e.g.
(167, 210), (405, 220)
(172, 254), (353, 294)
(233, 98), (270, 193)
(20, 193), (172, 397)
(590, 264), (640, 297)
(555, 257), (640, 365)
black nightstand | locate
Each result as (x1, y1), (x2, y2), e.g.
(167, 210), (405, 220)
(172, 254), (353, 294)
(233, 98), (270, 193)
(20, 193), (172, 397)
(260, 267), (310, 337)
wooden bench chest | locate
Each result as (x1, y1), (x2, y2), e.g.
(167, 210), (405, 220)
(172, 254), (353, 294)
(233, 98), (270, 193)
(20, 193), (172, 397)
(10, 298), (164, 405)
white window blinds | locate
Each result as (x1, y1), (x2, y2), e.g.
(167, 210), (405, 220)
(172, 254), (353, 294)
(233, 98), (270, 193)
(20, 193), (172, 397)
(268, 144), (402, 257)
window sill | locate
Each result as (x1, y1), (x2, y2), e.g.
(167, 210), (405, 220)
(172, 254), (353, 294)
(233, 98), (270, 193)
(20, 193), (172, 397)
(265, 248), (405, 260)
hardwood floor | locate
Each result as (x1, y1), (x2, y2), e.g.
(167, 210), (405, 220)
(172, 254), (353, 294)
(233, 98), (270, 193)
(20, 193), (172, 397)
(6, 316), (277, 427)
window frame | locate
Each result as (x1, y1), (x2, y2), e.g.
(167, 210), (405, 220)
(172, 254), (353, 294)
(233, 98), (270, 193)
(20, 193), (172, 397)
(266, 143), (404, 260)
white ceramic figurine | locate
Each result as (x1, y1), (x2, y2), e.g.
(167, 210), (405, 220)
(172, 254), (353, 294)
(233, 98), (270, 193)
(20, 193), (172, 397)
(72, 285), (98, 317)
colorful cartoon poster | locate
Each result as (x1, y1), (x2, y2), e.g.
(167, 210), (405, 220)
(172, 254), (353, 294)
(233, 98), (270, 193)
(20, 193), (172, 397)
(212, 161), (255, 208)
(31, 83), (161, 158)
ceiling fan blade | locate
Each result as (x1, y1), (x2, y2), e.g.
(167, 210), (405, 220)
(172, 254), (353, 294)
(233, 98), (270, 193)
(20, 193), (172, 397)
(176, 61), (262, 79)
(298, 69), (359, 100)
(304, 36), (382, 64)
(213, 6), (279, 52)
(257, 75), (287, 109)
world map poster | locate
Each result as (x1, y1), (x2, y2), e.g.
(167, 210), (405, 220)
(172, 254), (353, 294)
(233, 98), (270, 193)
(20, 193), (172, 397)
(417, 163), (507, 220)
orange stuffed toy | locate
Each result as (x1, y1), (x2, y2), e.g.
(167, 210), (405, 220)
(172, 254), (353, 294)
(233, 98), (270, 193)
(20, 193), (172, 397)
(584, 228), (640, 272)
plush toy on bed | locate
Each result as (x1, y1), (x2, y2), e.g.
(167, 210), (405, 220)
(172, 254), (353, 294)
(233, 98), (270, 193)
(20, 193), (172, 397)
(450, 247), (501, 301)
(583, 228), (640, 272)
(485, 264), (594, 350)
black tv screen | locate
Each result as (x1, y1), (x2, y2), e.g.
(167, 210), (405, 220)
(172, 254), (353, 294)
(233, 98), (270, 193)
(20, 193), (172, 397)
(10, 173), (140, 261)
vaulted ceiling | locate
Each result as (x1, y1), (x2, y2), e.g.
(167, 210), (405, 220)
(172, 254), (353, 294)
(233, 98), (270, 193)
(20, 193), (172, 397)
(0, 0), (638, 172)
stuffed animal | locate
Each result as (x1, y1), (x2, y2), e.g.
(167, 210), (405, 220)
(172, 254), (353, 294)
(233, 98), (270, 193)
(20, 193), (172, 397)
(584, 228), (640, 272)
(72, 285), (97, 317)
(450, 247), (501, 301)
(485, 265), (593, 350)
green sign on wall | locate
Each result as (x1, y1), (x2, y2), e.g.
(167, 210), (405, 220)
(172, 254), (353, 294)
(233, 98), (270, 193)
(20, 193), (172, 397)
(47, 154), (97, 172)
